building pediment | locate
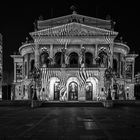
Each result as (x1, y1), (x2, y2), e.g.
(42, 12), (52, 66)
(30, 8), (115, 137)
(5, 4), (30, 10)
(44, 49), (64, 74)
(37, 13), (111, 30)
(30, 22), (118, 38)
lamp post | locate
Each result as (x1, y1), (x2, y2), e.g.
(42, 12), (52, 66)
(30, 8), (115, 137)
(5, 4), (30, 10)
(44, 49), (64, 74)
(30, 67), (41, 108)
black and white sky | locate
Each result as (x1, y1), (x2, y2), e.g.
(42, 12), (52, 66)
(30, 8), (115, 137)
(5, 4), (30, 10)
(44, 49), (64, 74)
(0, 1), (139, 78)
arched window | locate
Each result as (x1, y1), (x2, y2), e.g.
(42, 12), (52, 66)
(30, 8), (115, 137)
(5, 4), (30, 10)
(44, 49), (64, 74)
(113, 59), (117, 73)
(55, 52), (62, 67)
(30, 59), (35, 72)
(85, 52), (93, 67)
(69, 52), (79, 67)
(98, 51), (108, 67)
(40, 52), (49, 67)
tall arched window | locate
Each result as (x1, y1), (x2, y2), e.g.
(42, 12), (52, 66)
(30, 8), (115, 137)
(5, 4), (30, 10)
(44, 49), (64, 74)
(85, 52), (93, 67)
(69, 52), (79, 67)
(55, 52), (62, 67)
(30, 59), (35, 72)
(113, 59), (118, 73)
(40, 52), (49, 67)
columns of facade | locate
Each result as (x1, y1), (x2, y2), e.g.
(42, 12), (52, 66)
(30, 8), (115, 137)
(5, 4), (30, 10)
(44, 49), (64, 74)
(79, 44), (84, 66)
(34, 43), (39, 67)
(61, 46), (66, 67)
(64, 43), (68, 66)
(94, 44), (98, 64)
(117, 53), (120, 76)
(28, 54), (31, 74)
(120, 56), (125, 78)
(14, 62), (16, 82)
(65, 49), (69, 65)
(50, 44), (54, 65)
(132, 60), (135, 80)
(109, 43), (114, 68)
(27, 54), (29, 78)
(119, 54), (122, 77)
(22, 57), (25, 79)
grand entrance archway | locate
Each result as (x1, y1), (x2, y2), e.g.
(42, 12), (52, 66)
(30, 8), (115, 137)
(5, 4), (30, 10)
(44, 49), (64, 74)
(68, 82), (78, 101)
(49, 77), (60, 100)
(85, 77), (98, 100)
(66, 77), (79, 101)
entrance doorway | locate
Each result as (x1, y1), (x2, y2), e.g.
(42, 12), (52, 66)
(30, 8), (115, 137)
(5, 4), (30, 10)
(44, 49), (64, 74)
(54, 81), (60, 100)
(85, 77), (98, 101)
(85, 82), (93, 100)
(68, 82), (78, 101)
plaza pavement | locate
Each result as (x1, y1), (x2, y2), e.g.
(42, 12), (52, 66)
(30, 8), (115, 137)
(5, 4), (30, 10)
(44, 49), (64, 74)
(0, 105), (140, 140)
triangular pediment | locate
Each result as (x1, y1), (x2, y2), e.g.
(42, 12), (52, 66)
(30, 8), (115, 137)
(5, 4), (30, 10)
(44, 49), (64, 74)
(37, 13), (111, 30)
(30, 22), (118, 37)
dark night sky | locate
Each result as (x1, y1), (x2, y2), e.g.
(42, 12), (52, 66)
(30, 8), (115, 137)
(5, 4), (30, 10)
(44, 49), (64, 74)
(0, 1), (140, 79)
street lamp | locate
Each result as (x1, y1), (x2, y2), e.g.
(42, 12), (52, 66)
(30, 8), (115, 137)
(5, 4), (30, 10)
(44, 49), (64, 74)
(30, 67), (41, 108)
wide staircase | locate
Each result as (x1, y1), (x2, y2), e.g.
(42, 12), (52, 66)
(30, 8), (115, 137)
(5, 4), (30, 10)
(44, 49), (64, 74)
(1, 100), (140, 108)
(40, 101), (103, 107)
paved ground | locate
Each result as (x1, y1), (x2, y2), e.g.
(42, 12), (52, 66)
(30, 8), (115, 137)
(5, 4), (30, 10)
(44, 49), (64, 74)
(0, 106), (140, 140)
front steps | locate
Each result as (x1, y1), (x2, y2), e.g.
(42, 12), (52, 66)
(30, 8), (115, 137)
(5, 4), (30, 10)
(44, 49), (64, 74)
(41, 101), (103, 107)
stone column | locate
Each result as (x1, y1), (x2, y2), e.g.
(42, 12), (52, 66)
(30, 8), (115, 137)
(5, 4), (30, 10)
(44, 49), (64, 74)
(34, 43), (39, 67)
(22, 57), (25, 79)
(14, 62), (16, 82)
(132, 60), (135, 80)
(109, 43), (114, 68)
(80, 44), (85, 67)
(50, 44), (54, 65)
(94, 44), (98, 64)
(65, 51), (69, 65)
(119, 54), (122, 78)
(120, 56), (125, 78)
(50, 44), (53, 58)
(79, 44), (83, 65)
(61, 47), (66, 67)
(27, 54), (29, 78)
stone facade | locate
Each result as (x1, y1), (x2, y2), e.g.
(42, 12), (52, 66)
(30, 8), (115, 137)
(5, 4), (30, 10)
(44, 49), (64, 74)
(11, 12), (138, 101)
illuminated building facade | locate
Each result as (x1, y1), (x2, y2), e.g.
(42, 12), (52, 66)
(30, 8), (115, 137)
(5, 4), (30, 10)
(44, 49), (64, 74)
(11, 11), (138, 101)
(0, 34), (2, 99)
